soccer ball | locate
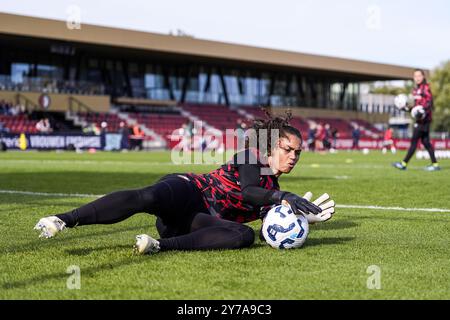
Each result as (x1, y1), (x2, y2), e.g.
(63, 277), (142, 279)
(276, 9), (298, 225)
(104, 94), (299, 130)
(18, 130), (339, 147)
(411, 105), (426, 120)
(394, 94), (408, 109)
(262, 204), (309, 249)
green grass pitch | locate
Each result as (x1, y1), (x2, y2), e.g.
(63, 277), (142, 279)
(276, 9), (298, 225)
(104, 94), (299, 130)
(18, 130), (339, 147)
(0, 150), (449, 299)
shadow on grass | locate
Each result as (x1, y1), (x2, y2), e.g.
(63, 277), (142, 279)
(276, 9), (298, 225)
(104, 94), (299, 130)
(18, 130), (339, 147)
(2, 235), (355, 290)
(1, 255), (148, 290)
(65, 244), (133, 256)
(0, 172), (166, 202)
(280, 175), (339, 182)
(253, 236), (355, 248)
(311, 220), (359, 231)
(2, 225), (151, 254)
(305, 236), (355, 247)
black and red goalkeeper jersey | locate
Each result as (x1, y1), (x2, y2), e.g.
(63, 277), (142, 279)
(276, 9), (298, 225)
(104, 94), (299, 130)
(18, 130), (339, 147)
(413, 82), (433, 123)
(185, 149), (280, 223)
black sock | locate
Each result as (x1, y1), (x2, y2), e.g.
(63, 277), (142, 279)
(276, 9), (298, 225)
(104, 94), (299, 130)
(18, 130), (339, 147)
(56, 188), (154, 227)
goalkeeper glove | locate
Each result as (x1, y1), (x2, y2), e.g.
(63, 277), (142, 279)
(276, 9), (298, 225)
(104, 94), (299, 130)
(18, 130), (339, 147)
(277, 192), (322, 215)
(298, 191), (335, 223)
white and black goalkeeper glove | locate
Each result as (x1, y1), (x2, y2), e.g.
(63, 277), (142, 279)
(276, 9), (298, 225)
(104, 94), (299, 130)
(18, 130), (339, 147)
(278, 192), (322, 215)
(296, 192), (335, 224)
(269, 190), (322, 215)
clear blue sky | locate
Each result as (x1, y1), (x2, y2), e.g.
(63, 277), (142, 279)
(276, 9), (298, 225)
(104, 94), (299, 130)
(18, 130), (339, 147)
(2, 0), (449, 70)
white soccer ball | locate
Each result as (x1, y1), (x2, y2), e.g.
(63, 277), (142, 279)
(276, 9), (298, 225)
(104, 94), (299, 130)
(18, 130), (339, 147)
(394, 94), (408, 109)
(262, 204), (309, 249)
(411, 105), (426, 120)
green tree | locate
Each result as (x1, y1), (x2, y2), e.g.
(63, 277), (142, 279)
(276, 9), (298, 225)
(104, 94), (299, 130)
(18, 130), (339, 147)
(369, 84), (411, 95)
(430, 60), (450, 133)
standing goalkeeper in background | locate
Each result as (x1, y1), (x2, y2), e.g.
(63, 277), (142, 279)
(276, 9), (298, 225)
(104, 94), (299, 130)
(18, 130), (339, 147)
(393, 69), (440, 171)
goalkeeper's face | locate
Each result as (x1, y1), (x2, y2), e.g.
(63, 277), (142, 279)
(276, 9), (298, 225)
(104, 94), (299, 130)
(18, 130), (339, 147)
(413, 70), (424, 85)
(271, 133), (302, 175)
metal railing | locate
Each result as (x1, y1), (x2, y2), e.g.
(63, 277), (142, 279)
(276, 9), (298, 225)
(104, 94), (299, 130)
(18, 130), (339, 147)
(15, 93), (38, 112)
(68, 96), (93, 114)
(0, 75), (105, 96)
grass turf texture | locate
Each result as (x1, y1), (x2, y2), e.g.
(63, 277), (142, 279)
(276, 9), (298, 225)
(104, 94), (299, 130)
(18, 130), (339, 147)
(0, 150), (449, 299)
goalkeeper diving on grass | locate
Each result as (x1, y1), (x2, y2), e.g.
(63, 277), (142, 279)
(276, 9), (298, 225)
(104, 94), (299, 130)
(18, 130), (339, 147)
(34, 111), (336, 254)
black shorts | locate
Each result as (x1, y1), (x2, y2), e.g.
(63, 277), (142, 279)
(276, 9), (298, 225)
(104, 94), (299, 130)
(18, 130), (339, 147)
(411, 122), (431, 141)
(414, 122), (430, 133)
(152, 174), (208, 234)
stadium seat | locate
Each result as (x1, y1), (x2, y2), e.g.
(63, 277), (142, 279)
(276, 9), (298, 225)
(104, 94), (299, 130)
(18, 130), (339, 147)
(0, 114), (39, 134)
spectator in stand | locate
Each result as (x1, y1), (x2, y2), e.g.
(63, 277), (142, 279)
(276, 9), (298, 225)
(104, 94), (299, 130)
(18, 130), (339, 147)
(82, 123), (91, 134)
(0, 100), (7, 115)
(9, 104), (19, 116)
(36, 118), (52, 133)
(181, 119), (194, 151)
(351, 124), (361, 150)
(316, 124), (325, 151)
(8, 103), (26, 116)
(119, 121), (129, 150)
(235, 118), (247, 143)
(0, 122), (10, 133)
(100, 121), (108, 149)
(92, 123), (101, 135)
(82, 123), (101, 135)
(3, 101), (18, 116)
(101, 121), (108, 133)
(6, 101), (14, 115)
(331, 127), (339, 150)
(322, 123), (332, 151)
(130, 124), (145, 150)
(307, 122), (317, 152)
(382, 127), (396, 154)
(17, 103), (27, 115)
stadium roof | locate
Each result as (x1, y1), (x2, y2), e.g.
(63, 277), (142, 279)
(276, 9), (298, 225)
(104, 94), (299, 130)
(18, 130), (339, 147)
(0, 12), (419, 80)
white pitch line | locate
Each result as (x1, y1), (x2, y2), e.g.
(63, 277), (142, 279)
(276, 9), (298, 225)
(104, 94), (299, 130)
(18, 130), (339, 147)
(0, 189), (101, 198)
(337, 204), (450, 213)
(0, 159), (436, 170)
(1, 189), (449, 213)
(0, 159), (180, 166)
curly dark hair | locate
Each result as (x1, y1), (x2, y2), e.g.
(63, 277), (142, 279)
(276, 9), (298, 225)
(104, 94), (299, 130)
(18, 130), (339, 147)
(245, 108), (302, 155)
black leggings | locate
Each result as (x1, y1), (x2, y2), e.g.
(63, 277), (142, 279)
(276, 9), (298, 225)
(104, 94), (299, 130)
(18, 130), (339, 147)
(56, 174), (255, 251)
(403, 123), (437, 163)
